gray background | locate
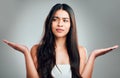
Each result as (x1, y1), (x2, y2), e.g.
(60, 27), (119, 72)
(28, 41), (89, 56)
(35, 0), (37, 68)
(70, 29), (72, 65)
(0, 0), (120, 78)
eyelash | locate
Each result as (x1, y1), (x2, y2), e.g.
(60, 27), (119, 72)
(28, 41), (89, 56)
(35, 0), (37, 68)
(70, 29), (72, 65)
(52, 18), (57, 21)
(63, 20), (68, 22)
(52, 18), (69, 22)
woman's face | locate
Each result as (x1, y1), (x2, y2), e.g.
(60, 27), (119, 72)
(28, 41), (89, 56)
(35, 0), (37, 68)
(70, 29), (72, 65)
(52, 9), (70, 38)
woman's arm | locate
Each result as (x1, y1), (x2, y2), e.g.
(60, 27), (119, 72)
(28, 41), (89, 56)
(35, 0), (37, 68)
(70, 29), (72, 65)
(3, 40), (39, 78)
(81, 45), (119, 78)
(78, 46), (88, 74)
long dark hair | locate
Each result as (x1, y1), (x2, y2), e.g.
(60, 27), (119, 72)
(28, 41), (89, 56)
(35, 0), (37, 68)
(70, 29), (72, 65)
(37, 3), (82, 78)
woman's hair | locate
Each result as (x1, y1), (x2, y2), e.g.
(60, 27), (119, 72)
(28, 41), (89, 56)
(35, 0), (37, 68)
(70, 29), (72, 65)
(37, 3), (82, 78)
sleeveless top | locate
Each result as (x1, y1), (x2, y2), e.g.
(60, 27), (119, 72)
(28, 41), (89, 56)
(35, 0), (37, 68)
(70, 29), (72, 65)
(51, 64), (72, 78)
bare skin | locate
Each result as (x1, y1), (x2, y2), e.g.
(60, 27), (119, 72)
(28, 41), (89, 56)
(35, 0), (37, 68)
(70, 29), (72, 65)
(3, 39), (119, 78)
(3, 40), (39, 78)
(2, 9), (119, 78)
(81, 45), (118, 78)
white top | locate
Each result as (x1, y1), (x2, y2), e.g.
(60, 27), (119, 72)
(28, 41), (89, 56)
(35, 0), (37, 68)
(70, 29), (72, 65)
(51, 64), (72, 78)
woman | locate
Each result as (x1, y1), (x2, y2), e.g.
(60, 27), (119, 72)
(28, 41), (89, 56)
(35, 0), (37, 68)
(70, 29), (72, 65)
(3, 3), (118, 78)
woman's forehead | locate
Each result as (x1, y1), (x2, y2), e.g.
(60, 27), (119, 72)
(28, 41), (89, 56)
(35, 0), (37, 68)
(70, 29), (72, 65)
(53, 9), (70, 19)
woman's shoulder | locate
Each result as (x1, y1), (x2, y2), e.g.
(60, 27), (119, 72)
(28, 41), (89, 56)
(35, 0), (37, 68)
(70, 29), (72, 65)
(30, 44), (39, 57)
(31, 44), (39, 49)
(78, 45), (88, 60)
(78, 45), (87, 52)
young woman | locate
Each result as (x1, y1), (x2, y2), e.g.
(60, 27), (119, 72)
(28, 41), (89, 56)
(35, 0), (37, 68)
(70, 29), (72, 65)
(3, 3), (118, 78)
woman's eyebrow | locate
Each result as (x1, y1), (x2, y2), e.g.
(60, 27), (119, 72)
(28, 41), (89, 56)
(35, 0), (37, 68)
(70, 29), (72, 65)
(53, 16), (70, 19)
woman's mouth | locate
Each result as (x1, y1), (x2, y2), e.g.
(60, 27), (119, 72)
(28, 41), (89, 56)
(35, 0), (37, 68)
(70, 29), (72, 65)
(56, 29), (64, 33)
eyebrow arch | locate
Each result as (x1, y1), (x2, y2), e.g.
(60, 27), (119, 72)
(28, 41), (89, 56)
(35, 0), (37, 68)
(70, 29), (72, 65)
(53, 16), (70, 19)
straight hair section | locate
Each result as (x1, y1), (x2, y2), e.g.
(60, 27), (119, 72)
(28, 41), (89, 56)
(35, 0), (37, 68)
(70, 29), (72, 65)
(37, 3), (82, 78)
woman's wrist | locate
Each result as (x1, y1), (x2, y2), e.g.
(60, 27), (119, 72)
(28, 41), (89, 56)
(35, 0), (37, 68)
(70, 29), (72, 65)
(23, 50), (30, 56)
(89, 52), (96, 60)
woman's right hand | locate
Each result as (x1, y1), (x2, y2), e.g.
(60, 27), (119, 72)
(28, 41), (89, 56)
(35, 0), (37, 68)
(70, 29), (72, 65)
(3, 40), (39, 78)
(3, 40), (29, 54)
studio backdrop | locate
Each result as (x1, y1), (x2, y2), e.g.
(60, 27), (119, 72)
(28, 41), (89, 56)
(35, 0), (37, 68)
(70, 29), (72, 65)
(0, 0), (120, 78)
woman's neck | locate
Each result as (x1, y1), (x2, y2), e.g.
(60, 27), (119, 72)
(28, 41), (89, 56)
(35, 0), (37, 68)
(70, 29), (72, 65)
(55, 37), (66, 49)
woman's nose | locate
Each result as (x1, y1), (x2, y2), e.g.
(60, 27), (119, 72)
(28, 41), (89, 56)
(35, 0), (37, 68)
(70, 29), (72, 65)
(58, 20), (63, 27)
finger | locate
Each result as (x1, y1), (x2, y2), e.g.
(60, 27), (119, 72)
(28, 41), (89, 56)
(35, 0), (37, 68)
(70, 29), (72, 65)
(3, 40), (9, 44)
(104, 45), (119, 51)
(95, 45), (119, 54)
(3, 40), (16, 48)
(111, 45), (119, 49)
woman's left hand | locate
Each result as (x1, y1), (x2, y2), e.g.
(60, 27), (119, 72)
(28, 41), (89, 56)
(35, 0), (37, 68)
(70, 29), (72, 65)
(92, 45), (119, 58)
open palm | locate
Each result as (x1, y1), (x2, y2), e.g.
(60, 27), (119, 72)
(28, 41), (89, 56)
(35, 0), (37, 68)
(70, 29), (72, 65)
(3, 40), (29, 54)
(92, 45), (119, 57)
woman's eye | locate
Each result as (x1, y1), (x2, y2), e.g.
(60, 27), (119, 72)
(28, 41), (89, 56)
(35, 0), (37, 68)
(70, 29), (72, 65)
(52, 18), (57, 21)
(63, 20), (69, 22)
(52, 18), (59, 22)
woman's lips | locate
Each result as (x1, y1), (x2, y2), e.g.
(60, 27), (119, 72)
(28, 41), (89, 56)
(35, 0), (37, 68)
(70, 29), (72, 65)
(56, 29), (64, 33)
